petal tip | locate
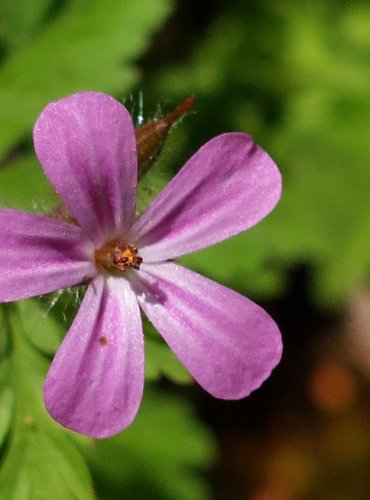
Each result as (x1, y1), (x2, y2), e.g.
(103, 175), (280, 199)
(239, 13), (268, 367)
(43, 383), (141, 439)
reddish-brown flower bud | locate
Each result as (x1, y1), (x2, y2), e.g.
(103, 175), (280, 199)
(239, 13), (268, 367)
(135, 95), (195, 177)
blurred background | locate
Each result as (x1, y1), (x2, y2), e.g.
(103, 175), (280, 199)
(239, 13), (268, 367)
(1, 0), (370, 498)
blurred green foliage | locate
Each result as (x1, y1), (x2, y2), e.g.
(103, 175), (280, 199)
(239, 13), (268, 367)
(83, 387), (214, 500)
(0, 0), (369, 498)
(145, 0), (370, 306)
(0, 303), (93, 500)
(0, 0), (172, 156)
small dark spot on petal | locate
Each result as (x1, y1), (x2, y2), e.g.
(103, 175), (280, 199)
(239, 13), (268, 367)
(99, 336), (108, 346)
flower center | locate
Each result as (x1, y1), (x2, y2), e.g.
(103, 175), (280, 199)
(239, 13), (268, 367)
(95, 240), (143, 274)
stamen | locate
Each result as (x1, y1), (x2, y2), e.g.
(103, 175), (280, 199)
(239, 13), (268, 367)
(95, 240), (143, 274)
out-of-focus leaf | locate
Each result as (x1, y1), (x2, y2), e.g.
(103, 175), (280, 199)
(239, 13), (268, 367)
(0, 302), (7, 357)
(0, 385), (13, 447)
(150, 0), (370, 307)
(18, 285), (86, 356)
(0, 304), (94, 500)
(263, 3), (370, 305)
(144, 320), (192, 384)
(0, 0), (173, 157)
(18, 298), (65, 355)
(82, 385), (215, 500)
(182, 221), (286, 301)
(0, 306), (12, 446)
(0, 155), (56, 211)
(0, 0), (53, 50)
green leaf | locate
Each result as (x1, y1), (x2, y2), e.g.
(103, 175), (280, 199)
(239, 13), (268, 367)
(182, 222), (286, 301)
(0, 0), (53, 50)
(0, 385), (13, 446)
(144, 320), (192, 384)
(82, 385), (215, 500)
(0, 0), (173, 157)
(18, 298), (65, 355)
(0, 155), (56, 211)
(0, 304), (94, 500)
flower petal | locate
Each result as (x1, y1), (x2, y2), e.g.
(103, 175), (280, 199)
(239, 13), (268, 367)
(33, 92), (137, 246)
(134, 262), (282, 399)
(44, 275), (144, 439)
(132, 133), (281, 261)
(0, 209), (95, 301)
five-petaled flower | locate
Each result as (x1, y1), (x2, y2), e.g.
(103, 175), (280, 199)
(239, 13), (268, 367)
(0, 92), (282, 438)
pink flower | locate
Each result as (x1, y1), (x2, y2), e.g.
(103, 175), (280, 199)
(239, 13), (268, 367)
(0, 92), (282, 438)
